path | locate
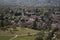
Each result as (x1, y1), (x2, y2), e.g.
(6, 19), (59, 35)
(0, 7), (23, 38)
(9, 35), (18, 40)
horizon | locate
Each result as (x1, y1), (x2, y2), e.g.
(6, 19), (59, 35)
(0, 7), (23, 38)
(0, 0), (60, 7)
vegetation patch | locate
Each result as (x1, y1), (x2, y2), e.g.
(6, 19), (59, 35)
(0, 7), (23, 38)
(13, 35), (36, 40)
(0, 36), (13, 40)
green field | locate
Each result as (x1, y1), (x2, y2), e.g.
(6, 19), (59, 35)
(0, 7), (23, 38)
(0, 36), (12, 40)
(0, 32), (60, 40)
(0, 36), (36, 40)
(0, 27), (40, 40)
(13, 36), (36, 40)
(0, 27), (40, 36)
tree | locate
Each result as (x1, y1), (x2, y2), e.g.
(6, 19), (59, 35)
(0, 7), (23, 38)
(35, 36), (43, 40)
(32, 18), (37, 30)
(35, 31), (44, 40)
(32, 21), (37, 29)
(0, 14), (4, 28)
(0, 20), (4, 28)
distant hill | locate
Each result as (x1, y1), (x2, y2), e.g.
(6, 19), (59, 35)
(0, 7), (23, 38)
(0, 0), (60, 7)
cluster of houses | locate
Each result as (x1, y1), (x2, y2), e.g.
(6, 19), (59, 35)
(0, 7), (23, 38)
(0, 7), (60, 30)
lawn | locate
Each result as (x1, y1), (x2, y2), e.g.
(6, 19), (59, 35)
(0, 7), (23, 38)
(13, 35), (36, 40)
(0, 27), (40, 36)
(0, 36), (12, 40)
(0, 27), (40, 40)
(54, 32), (60, 40)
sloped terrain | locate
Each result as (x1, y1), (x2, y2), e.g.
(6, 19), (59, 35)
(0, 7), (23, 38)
(0, 27), (40, 36)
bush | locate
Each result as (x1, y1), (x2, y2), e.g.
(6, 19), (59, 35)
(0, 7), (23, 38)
(35, 36), (43, 40)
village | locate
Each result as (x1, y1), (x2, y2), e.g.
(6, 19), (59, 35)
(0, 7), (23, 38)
(0, 7), (60, 40)
(0, 7), (60, 30)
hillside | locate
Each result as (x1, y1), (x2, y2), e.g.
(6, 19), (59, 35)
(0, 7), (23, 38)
(0, 27), (40, 36)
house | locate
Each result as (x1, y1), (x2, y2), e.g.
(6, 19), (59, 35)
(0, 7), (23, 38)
(14, 12), (22, 16)
(24, 11), (35, 17)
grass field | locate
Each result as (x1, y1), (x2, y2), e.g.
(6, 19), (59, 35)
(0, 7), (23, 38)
(13, 36), (36, 40)
(0, 36), (13, 40)
(0, 27), (40, 36)
(0, 35), (36, 40)
(0, 31), (60, 40)
(54, 32), (60, 40)
(0, 27), (40, 40)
